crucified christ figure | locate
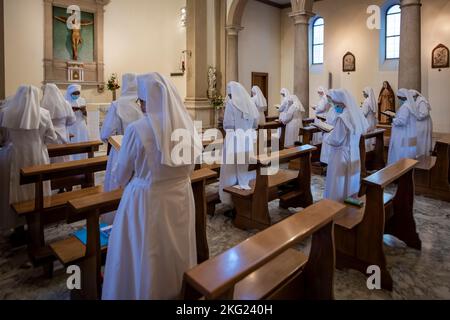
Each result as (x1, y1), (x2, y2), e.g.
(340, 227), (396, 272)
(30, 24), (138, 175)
(54, 12), (93, 61)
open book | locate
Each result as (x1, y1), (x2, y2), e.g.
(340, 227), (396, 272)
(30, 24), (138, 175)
(312, 120), (334, 133)
(381, 110), (396, 118)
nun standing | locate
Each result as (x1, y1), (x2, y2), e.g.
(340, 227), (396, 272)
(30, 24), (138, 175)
(41, 83), (76, 163)
(312, 87), (332, 145)
(410, 90), (433, 157)
(361, 87), (378, 151)
(280, 95), (304, 147)
(324, 89), (369, 202)
(387, 89), (418, 165)
(65, 84), (89, 161)
(279, 88), (291, 113)
(101, 74), (143, 193)
(0, 86), (57, 234)
(251, 86), (268, 126)
(102, 73), (202, 300)
(219, 82), (259, 207)
(320, 100), (338, 165)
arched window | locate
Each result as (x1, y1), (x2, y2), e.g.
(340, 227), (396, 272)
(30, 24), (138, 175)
(312, 17), (324, 65)
(385, 4), (401, 59)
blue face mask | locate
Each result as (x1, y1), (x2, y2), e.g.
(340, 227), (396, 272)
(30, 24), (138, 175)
(399, 99), (405, 106)
(71, 94), (80, 101)
(334, 105), (344, 114)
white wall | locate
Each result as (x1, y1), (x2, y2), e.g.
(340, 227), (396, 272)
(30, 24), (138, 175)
(4, 0), (187, 102)
(281, 0), (450, 133)
(239, 0), (281, 113)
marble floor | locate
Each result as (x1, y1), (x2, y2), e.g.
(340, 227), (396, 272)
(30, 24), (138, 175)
(0, 173), (449, 300)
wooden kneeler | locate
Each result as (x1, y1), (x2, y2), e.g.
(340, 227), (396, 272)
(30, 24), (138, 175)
(334, 158), (421, 291)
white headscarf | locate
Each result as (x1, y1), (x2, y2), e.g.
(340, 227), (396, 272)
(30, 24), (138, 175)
(410, 89), (431, 111)
(288, 94), (305, 113)
(397, 88), (419, 117)
(137, 72), (203, 167)
(251, 86), (267, 109)
(65, 84), (86, 107)
(363, 87), (377, 113)
(1, 85), (41, 130)
(227, 81), (259, 120)
(116, 73), (143, 124)
(328, 89), (369, 136)
(41, 83), (74, 120)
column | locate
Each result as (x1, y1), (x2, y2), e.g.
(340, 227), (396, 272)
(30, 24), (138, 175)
(398, 0), (422, 91)
(289, 11), (314, 117)
(0, 0), (5, 99)
(185, 0), (213, 127)
(225, 25), (242, 84)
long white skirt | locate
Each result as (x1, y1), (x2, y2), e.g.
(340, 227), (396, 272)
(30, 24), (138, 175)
(68, 118), (89, 161)
(101, 148), (119, 225)
(0, 144), (12, 233)
(102, 177), (197, 300)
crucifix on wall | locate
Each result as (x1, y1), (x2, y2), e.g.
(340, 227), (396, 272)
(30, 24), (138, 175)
(54, 11), (93, 61)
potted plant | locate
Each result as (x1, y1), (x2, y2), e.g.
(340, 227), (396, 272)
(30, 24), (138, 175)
(107, 73), (121, 101)
(210, 95), (225, 127)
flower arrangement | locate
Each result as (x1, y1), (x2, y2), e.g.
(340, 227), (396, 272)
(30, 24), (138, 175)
(210, 95), (225, 109)
(107, 73), (120, 101)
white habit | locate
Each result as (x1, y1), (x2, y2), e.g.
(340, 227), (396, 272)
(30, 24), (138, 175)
(65, 84), (89, 161)
(411, 90), (433, 157)
(102, 73), (202, 300)
(313, 87), (331, 145)
(251, 86), (268, 126)
(280, 95), (304, 147)
(324, 89), (368, 202)
(388, 89), (418, 165)
(219, 82), (259, 207)
(0, 86), (57, 232)
(362, 87), (378, 152)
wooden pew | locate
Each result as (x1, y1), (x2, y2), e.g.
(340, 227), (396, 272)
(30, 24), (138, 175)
(49, 168), (217, 300)
(359, 128), (386, 179)
(47, 141), (104, 190)
(266, 115), (279, 122)
(224, 145), (316, 230)
(182, 199), (346, 300)
(334, 158), (421, 291)
(415, 136), (450, 202)
(11, 156), (108, 273)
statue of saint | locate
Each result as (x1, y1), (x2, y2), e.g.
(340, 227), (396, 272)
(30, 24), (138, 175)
(208, 67), (217, 98)
(378, 81), (396, 124)
(54, 11), (94, 61)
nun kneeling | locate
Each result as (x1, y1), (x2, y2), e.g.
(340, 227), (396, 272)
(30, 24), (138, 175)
(102, 73), (203, 300)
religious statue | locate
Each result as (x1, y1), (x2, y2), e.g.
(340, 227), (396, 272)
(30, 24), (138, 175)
(54, 11), (94, 61)
(207, 67), (217, 99)
(378, 81), (396, 124)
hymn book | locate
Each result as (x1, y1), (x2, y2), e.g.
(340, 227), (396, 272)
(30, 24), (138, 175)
(312, 120), (334, 133)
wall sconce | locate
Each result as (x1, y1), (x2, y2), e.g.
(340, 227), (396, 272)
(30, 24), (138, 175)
(180, 7), (187, 27)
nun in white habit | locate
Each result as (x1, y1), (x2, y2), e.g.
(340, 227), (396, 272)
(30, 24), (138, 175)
(0, 86), (57, 233)
(65, 84), (89, 161)
(102, 73), (202, 300)
(388, 89), (418, 165)
(279, 88), (291, 113)
(361, 87), (378, 151)
(324, 89), (369, 202)
(312, 87), (331, 145)
(41, 83), (76, 163)
(410, 89), (433, 157)
(280, 94), (304, 147)
(320, 101), (338, 165)
(251, 85), (268, 125)
(219, 81), (259, 207)
(101, 74), (143, 195)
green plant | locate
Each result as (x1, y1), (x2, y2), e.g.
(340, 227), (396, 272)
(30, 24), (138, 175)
(107, 73), (121, 92)
(210, 95), (225, 109)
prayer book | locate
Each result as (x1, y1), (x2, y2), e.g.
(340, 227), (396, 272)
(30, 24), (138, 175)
(312, 120), (334, 133)
(381, 110), (396, 118)
(344, 197), (365, 208)
(73, 223), (112, 247)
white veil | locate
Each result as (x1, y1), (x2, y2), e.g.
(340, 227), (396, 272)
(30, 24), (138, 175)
(116, 73), (143, 124)
(1, 85), (41, 130)
(363, 87), (377, 114)
(41, 83), (74, 120)
(227, 82), (259, 120)
(251, 86), (268, 109)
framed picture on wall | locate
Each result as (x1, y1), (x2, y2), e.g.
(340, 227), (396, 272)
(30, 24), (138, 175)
(432, 44), (449, 70)
(343, 52), (356, 73)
